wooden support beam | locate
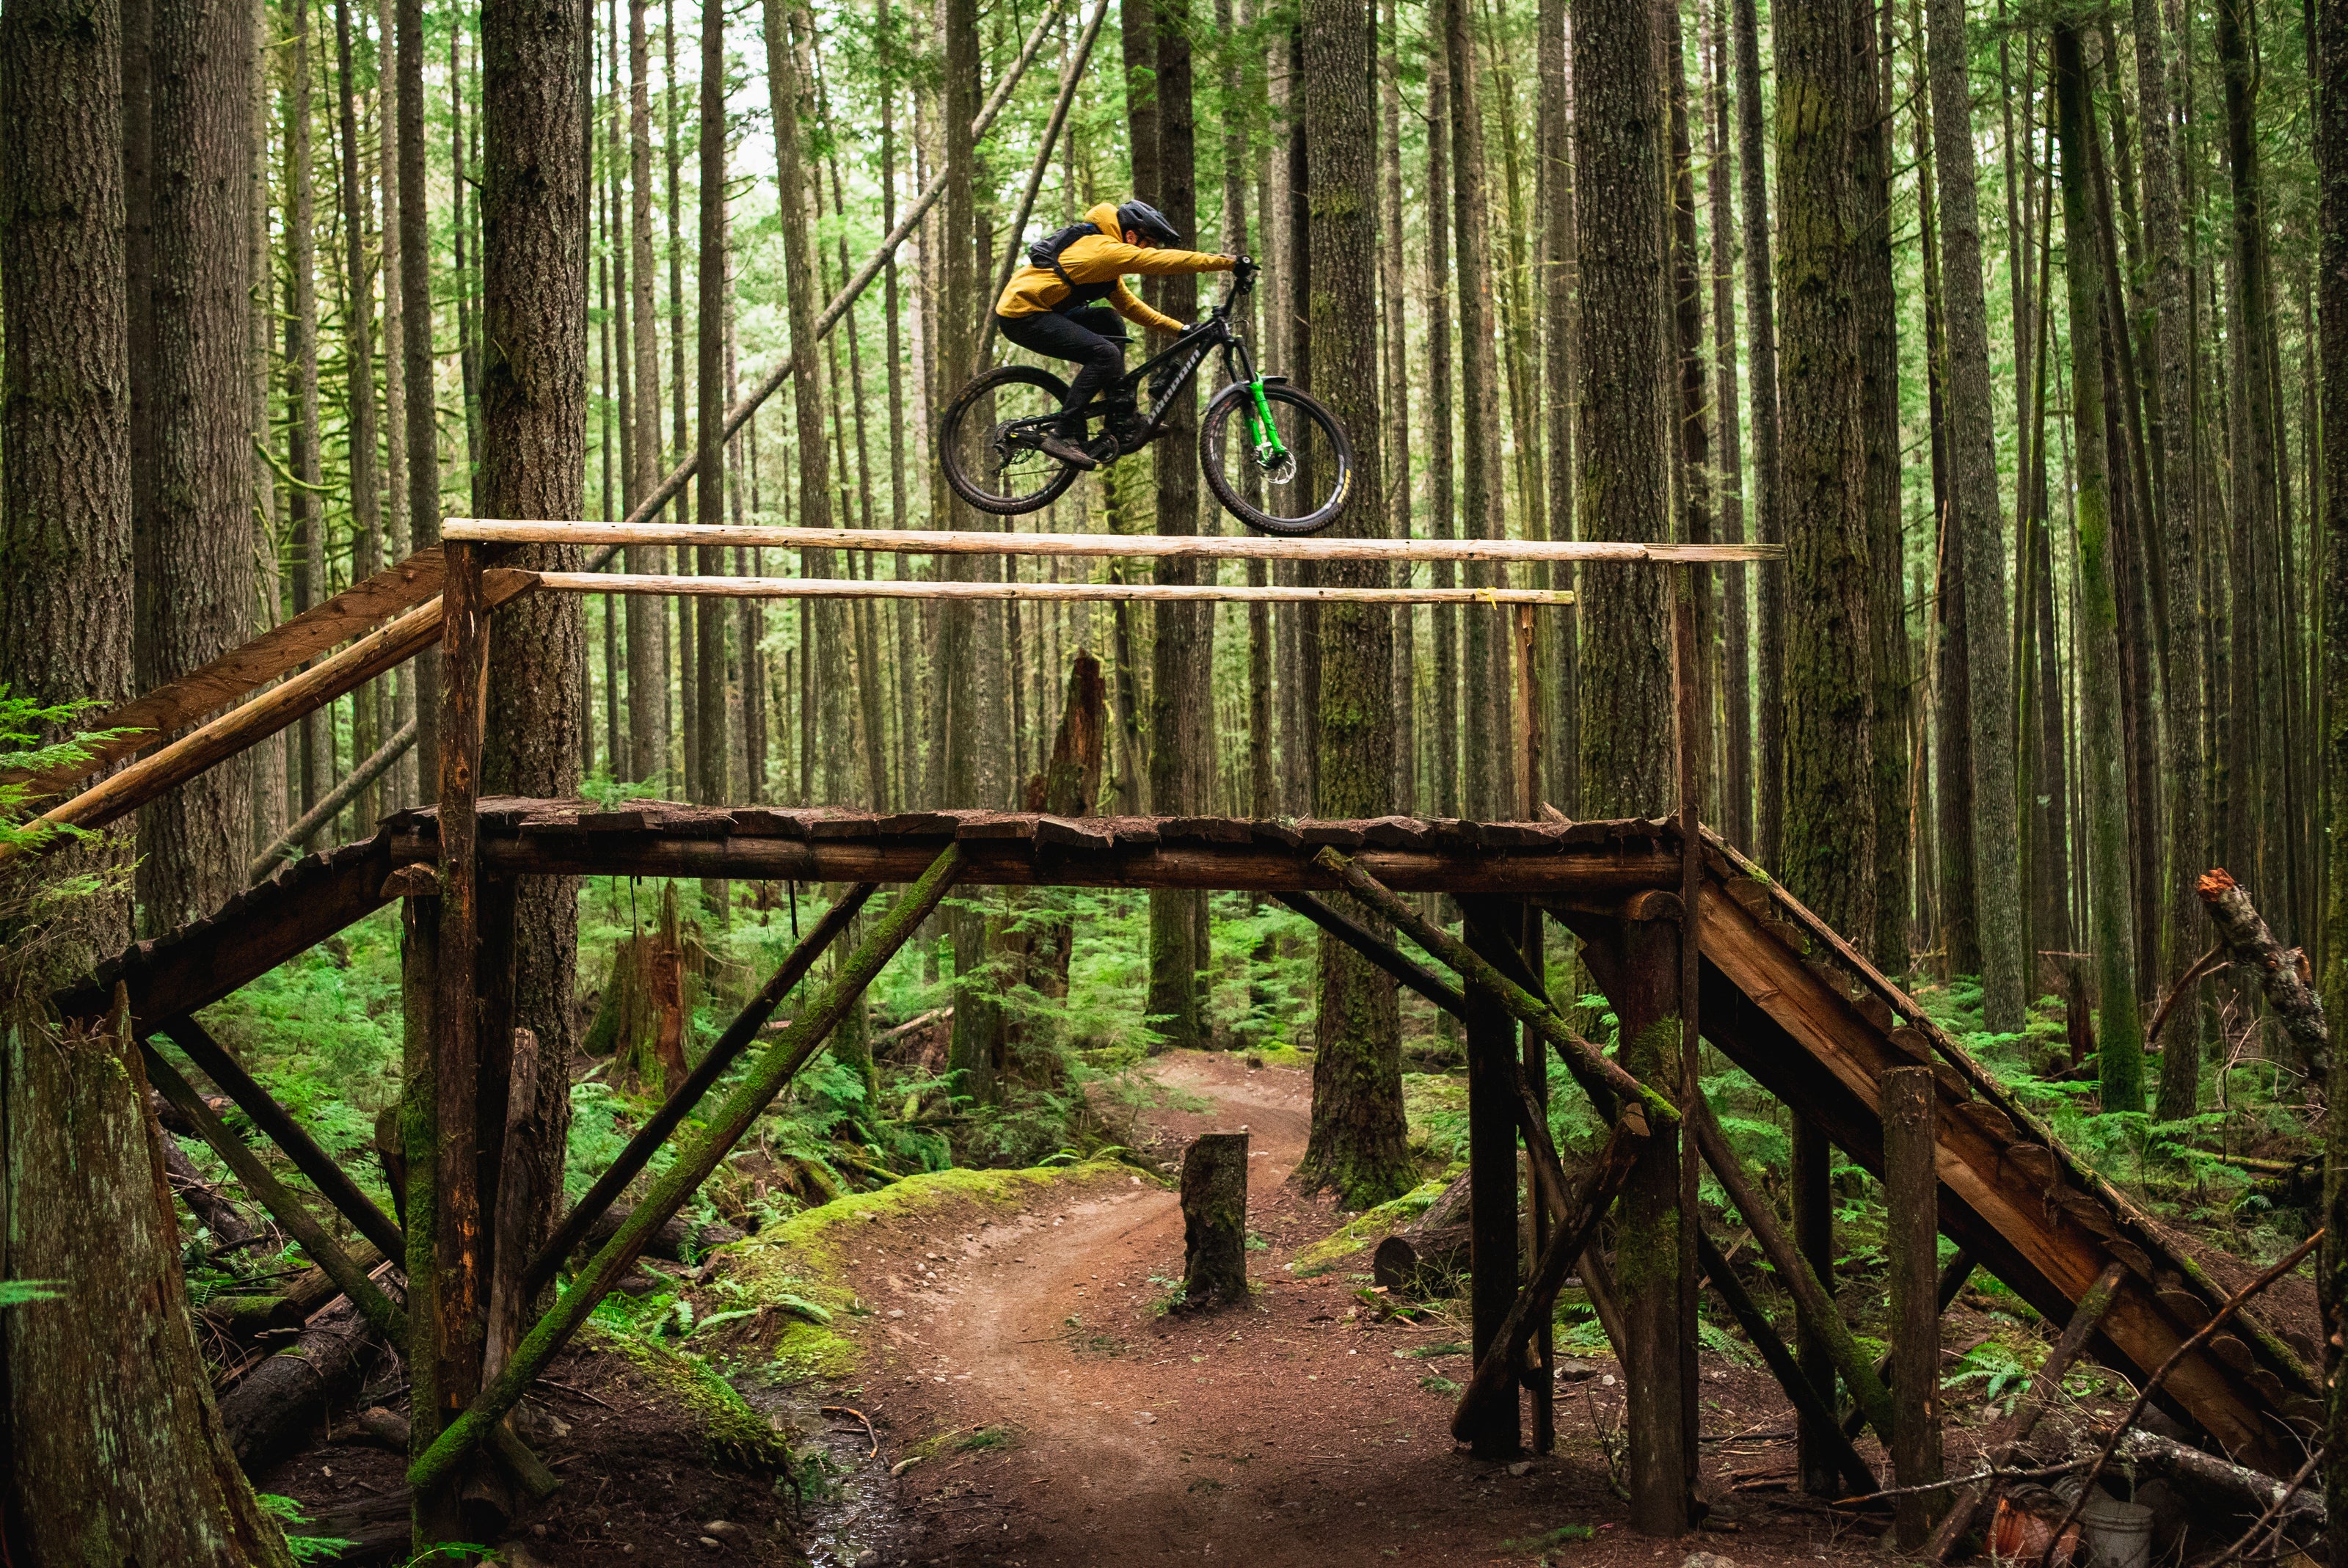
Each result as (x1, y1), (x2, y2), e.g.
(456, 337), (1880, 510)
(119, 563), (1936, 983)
(1695, 1229), (1878, 1498)
(1923, 1262), (2128, 1561)
(1518, 902), (1554, 1455)
(143, 1045), (404, 1337)
(1884, 1067), (1944, 1547)
(249, 716), (418, 882)
(406, 846), (967, 1493)
(1311, 847), (1674, 1126)
(1273, 891), (1467, 1018)
(1669, 570), (1705, 1503)
(7, 547), (448, 799)
(1843, 1248), (1976, 1440)
(0, 568), (536, 861)
(1794, 1119), (1840, 1495)
(524, 883), (879, 1293)
(1463, 902), (1526, 1459)
(1686, 1095), (1897, 1445)
(156, 1015), (404, 1260)
(1451, 1117), (1645, 1444)
(451, 516), (1788, 565)
(534, 572), (1577, 607)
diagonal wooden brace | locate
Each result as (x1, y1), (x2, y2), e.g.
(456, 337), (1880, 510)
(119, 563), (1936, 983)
(156, 1014), (405, 1260)
(1696, 1229), (1878, 1498)
(1273, 890), (1468, 1018)
(406, 845), (966, 1493)
(525, 883), (880, 1294)
(1450, 1116), (1647, 1441)
(1311, 847), (1674, 1128)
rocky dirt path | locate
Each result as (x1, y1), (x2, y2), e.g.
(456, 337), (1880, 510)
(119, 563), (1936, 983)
(801, 1051), (1899, 1568)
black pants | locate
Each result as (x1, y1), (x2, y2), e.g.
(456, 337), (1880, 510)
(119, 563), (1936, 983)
(996, 305), (1129, 429)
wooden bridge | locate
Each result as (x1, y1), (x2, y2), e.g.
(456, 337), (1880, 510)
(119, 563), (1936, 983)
(23, 523), (2320, 1553)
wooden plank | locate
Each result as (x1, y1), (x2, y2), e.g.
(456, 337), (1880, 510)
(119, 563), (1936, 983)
(8, 547), (447, 798)
(533, 571), (1579, 606)
(0, 568), (537, 858)
(450, 517), (1787, 564)
(397, 829), (1686, 895)
(157, 1015), (405, 1261)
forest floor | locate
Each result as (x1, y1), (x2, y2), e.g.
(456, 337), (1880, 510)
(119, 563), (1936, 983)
(751, 1050), (2024, 1568)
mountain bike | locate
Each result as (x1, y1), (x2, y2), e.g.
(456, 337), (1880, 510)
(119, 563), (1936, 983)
(937, 260), (1354, 536)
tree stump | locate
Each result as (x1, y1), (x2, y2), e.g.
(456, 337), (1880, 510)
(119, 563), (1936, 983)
(1180, 1132), (1250, 1308)
(581, 883), (704, 1094)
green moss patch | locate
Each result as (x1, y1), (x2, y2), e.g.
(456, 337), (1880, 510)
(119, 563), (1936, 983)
(1287, 1177), (1451, 1278)
(583, 1322), (792, 1473)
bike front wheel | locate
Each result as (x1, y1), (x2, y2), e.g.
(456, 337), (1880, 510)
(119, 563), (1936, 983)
(938, 364), (1084, 516)
(1199, 380), (1353, 536)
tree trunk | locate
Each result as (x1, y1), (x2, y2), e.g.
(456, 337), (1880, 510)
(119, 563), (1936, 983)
(398, 0), (440, 792)
(2053, 17), (2145, 1112)
(478, 0), (587, 1341)
(695, 0), (729, 833)
(1379, 0), (1415, 809)
(1773, 0), (1874, 940)
(2318, 0), (2348, 1523)
(1666, 0), (1716, 804)
(131, 0), (255, 933)
(1147, 0), (1209, 1051)
(336, 0), (384, 831)
(1571, 0), (1671, 819)
(377, 0), (411, 812)
(1425, 45), (1459, 819)
(1294, 0), (1407, 1210)
(1856, 0), (1906, 975)
(1925, 0), (2023, 1023)
(1, 1005), (294, 1567)
(1447, 0), (1503, 818)
(1732, 0), (1782, 867)
(1703, 0), (1748, 849)
(627, 0), (670, 787)
(1541, 0), (1579, 814)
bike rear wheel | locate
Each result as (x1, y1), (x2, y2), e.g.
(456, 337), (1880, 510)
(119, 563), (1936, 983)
(938, 364), (1083, 516)
(1199, 380), (1353, 536)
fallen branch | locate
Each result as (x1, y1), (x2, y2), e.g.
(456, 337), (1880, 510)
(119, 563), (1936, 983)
(1833, 1458), (2083, 1507)
(2197, 869), (2330, 1073)
(2035, 1229), (2324, 1568)
(2115, 1429), (2327, 1539)
(2145, 943), (2227, 1047)
(2198, 1447), (2325, 1568)
(822, 1404), (880, 1459)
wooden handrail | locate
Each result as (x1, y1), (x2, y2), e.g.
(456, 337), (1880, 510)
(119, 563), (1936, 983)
(449, 517), (1785, 564)
(533, 572), (1575, 605)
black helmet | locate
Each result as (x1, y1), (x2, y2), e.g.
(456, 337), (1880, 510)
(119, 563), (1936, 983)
(1117, 200), (1181, 246)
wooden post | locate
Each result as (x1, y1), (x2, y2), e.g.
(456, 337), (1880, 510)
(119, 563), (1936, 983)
(1884, 1066), (1944, 1547)
(1520, 902), (1553, 1454)
(1178, 1132), (1250, 1308)
(400, 889), (462, 1551)
(429, 539), (489, 1551)
(1462, 901), (1524, 1459)
(1515, 603), (1542, 817)
(1669, 564), (1704, 1501)
(1587, 915), (1692, 1535)
(1793, 1118), (1840, 1495)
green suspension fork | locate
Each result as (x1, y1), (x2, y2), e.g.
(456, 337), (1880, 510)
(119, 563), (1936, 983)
(1245, 378), (1289, 467)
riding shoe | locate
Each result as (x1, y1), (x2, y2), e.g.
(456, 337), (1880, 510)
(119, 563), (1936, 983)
(1038, 429), (1099, 470)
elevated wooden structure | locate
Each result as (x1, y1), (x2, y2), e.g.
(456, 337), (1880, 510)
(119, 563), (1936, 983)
(26, 525), (2320, 1556)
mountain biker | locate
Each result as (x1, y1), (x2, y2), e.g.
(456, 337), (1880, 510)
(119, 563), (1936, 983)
(994, 198), (1245, 470)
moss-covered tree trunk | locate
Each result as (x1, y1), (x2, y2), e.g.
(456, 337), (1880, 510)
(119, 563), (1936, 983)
(1293, 0), (1408, 1209)
(2052, 18), (2143, 1112)
(2319, 0), (2348, 1520)
(1773, 0), (1875, 940)
(2, 1004), (294, 1567)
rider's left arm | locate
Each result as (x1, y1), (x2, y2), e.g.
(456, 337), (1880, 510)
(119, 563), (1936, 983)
(1109, 280), (1185, 336)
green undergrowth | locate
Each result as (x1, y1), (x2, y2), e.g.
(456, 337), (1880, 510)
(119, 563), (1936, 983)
(702, 1158), (1155, 1385)
(583, 1321), (793, 1473)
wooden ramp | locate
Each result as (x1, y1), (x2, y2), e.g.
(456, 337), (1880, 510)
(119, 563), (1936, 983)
(65, 804), (2322, 1478)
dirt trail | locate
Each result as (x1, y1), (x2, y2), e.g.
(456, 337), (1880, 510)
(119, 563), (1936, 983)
(812, 1052), (1897, 1568)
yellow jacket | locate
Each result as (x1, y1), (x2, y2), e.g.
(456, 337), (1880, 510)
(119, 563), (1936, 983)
(993, 201), (1236, 333)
